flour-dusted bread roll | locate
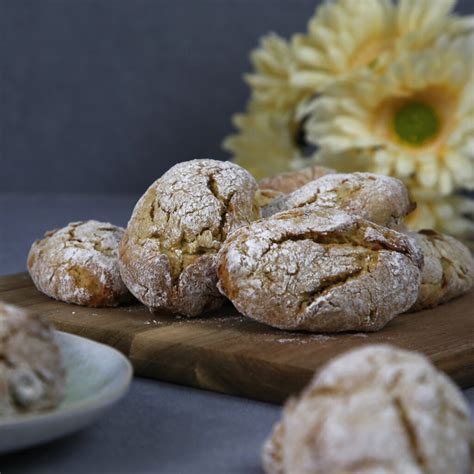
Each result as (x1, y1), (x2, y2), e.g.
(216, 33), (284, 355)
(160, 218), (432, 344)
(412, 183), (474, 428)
(409, 230), (474, 311)
(263, 345), (473, 474)
(217, 208), (423, 332)
(258, 165), (335, 194)
(28, 220), (133, 307)
(0, 302), (65, 417)
(264, 172), (414, 226)
(119, 159), (260, 317)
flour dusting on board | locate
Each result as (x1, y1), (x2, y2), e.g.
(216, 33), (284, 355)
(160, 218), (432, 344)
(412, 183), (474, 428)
(276, 335), (332, 344)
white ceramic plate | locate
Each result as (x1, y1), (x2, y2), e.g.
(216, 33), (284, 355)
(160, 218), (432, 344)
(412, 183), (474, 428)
(0, 331), (133, 454)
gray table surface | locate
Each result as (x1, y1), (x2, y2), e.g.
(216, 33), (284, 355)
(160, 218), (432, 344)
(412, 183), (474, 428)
(1, 193), (473, 473)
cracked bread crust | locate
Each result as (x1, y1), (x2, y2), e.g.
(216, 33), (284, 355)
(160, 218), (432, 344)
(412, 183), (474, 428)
(217, 208), (422, 332)
(119, 159), (260, 317)
(264, 172), (414, 227)
(258, 165), (335, 194)
(28, 220), (133, 307)
(408, 230), (474, 311)
(262, 345), (473, 474)
(0, 302), (65, 417)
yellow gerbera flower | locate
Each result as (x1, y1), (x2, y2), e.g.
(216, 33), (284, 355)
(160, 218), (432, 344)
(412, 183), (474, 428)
(222, 110), (303, 180)
(405, 191), (474, 238)
(244, 33), (306, 113)
(223, 34), (310, 178)
(291, 0), (471, 93)
(302, 34), (474, 195)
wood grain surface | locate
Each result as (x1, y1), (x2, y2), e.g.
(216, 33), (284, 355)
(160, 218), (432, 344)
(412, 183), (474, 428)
(1, 272), (473, 404)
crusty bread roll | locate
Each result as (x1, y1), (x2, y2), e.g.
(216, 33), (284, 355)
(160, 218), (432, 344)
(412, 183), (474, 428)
(28, 220), (132, 307)
(217, 208), (422, 332)
(408, 229), (474, 311)
(0, 302), (65, 417)
(255, 188), (284, 208)
(263, 345), (473, 474)
(263, 172), (414, 226)
(258, 165), (335, 194)
(119, 159), (260, 317)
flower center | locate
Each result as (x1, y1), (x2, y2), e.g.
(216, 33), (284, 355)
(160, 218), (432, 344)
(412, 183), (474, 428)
(393, 102), (439, 146)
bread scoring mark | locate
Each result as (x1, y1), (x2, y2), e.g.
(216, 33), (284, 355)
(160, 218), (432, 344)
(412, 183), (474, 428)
(298, 258), (369, 313)
(206, 172), (236, 242)
(393, 397), (427, 469)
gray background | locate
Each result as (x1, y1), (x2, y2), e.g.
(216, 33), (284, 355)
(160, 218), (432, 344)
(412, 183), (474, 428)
(1, 0), (473, 193)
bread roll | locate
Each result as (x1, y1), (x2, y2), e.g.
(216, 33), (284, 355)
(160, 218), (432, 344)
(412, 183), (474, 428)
(218, 208), (422, 332)
(28, 220), (132, 307)
(119, 159), (260, 317)
(0, 302), (65, 417)
(259, 165), (335, 194)
(263, 345), (473, 474)
(264, 172), (414, 226)
(409, 229), (474, 311)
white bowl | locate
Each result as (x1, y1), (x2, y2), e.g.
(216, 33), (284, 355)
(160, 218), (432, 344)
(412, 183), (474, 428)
(0, 331), (133, 454)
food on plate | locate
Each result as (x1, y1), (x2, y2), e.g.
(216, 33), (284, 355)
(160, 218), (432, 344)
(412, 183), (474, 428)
(0, 302), (65, 417)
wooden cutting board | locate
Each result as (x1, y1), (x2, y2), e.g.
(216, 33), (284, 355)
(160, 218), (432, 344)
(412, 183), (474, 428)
(1, 272), (473, 404)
